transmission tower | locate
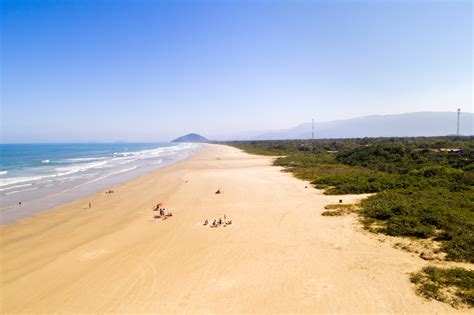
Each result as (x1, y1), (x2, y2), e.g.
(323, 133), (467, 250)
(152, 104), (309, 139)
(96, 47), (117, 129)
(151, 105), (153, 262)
(457, 108), (461, 136)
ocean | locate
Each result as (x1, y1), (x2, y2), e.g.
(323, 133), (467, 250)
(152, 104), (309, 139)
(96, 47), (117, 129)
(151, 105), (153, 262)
(0, 142), (202, 224)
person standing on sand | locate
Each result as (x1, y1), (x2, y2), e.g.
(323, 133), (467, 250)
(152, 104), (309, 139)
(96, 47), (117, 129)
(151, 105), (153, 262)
(89, 202), (91, 209)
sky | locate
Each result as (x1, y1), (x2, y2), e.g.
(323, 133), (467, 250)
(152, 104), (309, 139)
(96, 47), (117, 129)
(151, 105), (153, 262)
(1, 0), (472, 143)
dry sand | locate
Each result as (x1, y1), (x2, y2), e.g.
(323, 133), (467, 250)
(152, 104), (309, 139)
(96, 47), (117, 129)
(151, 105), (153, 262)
(0, 144), (464, 313)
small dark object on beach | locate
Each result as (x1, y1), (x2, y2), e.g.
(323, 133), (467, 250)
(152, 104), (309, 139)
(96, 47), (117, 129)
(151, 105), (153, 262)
(89, 202), (92, 208)
(18, 201), (22, 205)
(215, 189), (221, 194)
(339, 199), (343, 203)
(305, 186), (308, 189)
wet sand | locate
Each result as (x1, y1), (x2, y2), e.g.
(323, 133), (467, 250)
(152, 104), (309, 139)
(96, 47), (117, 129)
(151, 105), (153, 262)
(0, 144), (461, 313)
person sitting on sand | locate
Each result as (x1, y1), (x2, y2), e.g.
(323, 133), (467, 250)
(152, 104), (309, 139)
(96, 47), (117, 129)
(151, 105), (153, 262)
(204, 220), (208, 225)
(218, 218), (222, 225)
(212, 219), (217, 227)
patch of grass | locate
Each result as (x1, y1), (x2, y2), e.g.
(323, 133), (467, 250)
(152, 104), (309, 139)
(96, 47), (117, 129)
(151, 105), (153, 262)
(410, 266), (474, 308)
(361, 188), (474, 262)
(324, 203), (355, 210)
(322, 210), (344, 216)
(321, 204), (356, 216)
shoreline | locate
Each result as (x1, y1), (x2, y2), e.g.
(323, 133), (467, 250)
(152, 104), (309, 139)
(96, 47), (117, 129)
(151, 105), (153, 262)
(0, 144), (202, 225)
(0, 144), (461, 313)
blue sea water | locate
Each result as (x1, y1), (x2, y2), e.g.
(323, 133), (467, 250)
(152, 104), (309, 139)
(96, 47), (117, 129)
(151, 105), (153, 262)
(0, 142), (201, 224)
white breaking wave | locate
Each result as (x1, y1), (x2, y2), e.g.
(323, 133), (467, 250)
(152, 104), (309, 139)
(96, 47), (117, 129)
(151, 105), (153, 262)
(0, 175), (47, 188)
(0, 171), (7, 175)
(0, 161), (108, 188)
(67, 157), (106, 162)
(0, 183), (33, 192)
(0, 143), (200, 191)
(54, 160), (108, 174)
(5, 187), (38, 195)
(84, 166), (139, 184)
(112, 143), (197, 159)
(57, 175), (87, 182)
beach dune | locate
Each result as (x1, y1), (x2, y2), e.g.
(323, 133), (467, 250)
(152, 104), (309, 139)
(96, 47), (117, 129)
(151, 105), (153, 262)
(0, 145), (459, 313)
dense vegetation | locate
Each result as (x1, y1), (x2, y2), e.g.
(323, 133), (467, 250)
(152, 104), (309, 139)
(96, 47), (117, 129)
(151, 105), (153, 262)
(227, 137), (474, 263)
(410, 266), (474, 307)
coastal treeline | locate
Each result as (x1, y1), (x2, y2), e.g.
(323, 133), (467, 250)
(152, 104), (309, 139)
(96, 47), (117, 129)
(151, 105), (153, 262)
(228, 136), (473, 306)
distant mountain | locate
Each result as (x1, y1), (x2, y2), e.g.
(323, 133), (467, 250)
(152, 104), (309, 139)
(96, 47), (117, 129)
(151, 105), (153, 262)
(256, 112), (473, 140)
(172, 133), (210, 143)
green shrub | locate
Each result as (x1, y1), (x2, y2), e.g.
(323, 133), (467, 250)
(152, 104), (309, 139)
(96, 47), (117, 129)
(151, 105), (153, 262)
(410, 266), (474, 308)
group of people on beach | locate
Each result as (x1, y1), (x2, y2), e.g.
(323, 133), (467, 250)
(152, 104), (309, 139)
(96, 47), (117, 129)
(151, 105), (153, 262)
(204, 214), (232, 228)
(153, 202), (173, 220)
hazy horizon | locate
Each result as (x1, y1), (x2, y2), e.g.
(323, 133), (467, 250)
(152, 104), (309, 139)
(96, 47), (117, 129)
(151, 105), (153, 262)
(2, 0), (472, 143)
(1, 110), (472, 143)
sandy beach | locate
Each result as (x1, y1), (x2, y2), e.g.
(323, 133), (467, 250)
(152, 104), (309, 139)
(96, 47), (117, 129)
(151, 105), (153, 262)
(0, 144), (463, 313)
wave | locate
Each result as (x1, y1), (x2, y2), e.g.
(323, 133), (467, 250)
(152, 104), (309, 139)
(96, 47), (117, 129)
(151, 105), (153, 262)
(0, 161), (108, 188)
(0, 143), (200, 190)
(114, 152), (135, 157)
(67, 157), (106, 162)
(54, 161), (108, 174)
(0, 175), (46, 188)
(84, 166), (139, 184)
(112, 143), (199, 161)
(0, 171), (7, 175)
(41, 160), (50, 163)
(0, 183), (33, 192)
(5, 187), (38, 195)
(57, 175), (88, 182)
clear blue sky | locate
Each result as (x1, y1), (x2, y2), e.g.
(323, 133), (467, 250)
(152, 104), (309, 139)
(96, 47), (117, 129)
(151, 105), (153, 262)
(1, 0), (472, 142)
